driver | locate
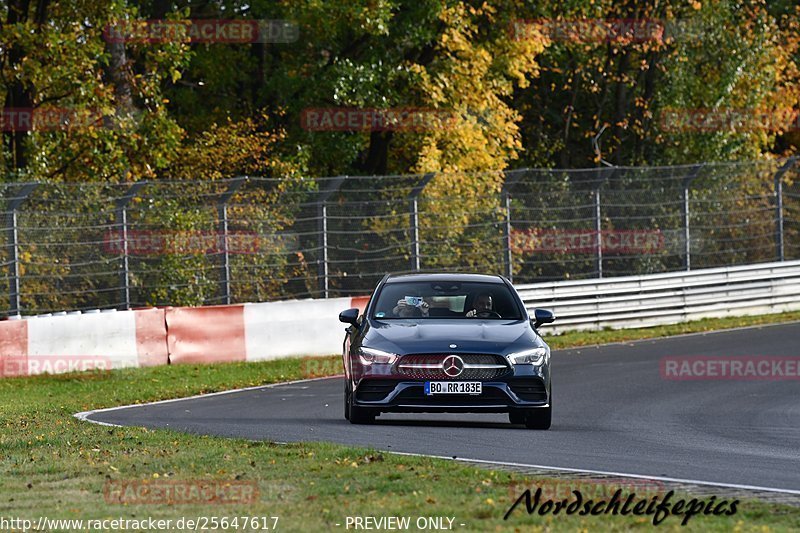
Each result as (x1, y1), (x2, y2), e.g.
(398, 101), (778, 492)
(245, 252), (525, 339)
(466, 292), (494, 317)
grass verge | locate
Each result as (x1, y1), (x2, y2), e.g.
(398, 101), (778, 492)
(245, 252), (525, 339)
(543, 310), (800, 350)
(1, 311), (799, 531)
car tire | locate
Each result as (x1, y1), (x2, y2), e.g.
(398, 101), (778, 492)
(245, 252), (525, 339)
(344, 386), (351, 421)
(347, 388), (376, 424)
(523, 406), (551, 430)
(524, 388), (552, 430)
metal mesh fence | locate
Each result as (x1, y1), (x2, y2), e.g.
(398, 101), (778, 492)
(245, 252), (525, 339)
(1, 158), (798, 316)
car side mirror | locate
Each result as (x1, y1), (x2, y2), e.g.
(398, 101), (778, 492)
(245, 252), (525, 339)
(339, 308), (360, 326)
(532, 308), (556, 329)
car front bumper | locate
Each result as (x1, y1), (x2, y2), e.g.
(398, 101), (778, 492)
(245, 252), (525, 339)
(351, 377), (550, 413)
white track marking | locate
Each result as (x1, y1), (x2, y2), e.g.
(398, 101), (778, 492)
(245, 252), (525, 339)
(389, 451), (800, 495)
(75, 374), (800, 496)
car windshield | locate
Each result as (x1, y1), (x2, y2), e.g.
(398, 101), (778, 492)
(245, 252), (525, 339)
(372, 281), (522, 320)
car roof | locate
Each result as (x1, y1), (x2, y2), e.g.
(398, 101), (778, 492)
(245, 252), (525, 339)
(384, 273), (505, 284)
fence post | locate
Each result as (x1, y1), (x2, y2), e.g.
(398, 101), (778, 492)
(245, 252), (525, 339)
(4, 183), (37, 316)
(317, 176), (346, 298)
(594, 168), (614, 278)
(501, 171), (522, 282)
(115, 182), (146, 309)
(682, 164), (704, 271)
(773, 157), (796, 262)
(217, 177), (246, 305)
(408, 173), (434, 271)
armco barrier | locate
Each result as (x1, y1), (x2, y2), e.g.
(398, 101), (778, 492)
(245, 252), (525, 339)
(2, 261), (799, 377)
(0, 319), (27, 378)
(166, 305), (247, 364)
(0, 308), (168, 377)
(0, 296), (366, 376)
(516, 260), (800, 334)
(166, 297), (367, 364)
(244, 298), (351, 361)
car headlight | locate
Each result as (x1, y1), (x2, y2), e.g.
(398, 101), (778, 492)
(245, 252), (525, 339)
(358, 346), (398, 365)
(507, 347), (547, 365)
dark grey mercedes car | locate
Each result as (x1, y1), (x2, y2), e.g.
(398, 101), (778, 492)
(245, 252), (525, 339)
(339, 273), (555, 429)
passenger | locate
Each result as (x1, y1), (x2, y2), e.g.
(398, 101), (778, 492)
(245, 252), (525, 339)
(392, 297), (430, 317)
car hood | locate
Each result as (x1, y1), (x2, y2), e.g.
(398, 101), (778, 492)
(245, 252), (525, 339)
(363, 319), (543, 355)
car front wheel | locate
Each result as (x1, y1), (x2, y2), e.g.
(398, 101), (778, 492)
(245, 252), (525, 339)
(346, 387), (376, 424)
(523, 406), (551, 430)
(523, 388), (551, 430)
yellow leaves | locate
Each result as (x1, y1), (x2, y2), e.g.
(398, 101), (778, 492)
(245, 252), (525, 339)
(407, 5), (544, 177)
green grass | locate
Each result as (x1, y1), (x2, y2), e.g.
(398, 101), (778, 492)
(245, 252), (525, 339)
(1, 311), (799, 531)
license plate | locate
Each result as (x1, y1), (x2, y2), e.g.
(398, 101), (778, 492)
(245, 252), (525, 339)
(424, 381), (482, 395)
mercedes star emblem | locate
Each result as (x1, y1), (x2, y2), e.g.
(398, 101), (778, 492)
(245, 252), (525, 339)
(442, 355), (465, 377)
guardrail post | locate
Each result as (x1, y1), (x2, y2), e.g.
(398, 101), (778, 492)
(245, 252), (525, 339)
(682, 164), (704, 271)
(317, 176), (346, 298)
(115, 182), (146, 309)
(408, 173), (434, 271)
(773, 157), (796, 262)
(217, 177), (246, 305)
(594, 168), (614, 278)
(501, 171), (523, 282)
(4, 183), (37, 316)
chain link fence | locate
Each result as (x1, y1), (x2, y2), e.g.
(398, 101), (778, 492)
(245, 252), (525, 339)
(1, 159), (798, 316)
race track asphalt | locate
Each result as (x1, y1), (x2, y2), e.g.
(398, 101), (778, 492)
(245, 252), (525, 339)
(83, 322), (800, 491)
